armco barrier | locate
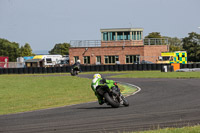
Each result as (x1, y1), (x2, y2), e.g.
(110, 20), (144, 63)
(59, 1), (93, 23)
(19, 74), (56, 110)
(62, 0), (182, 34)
(32, 67), (37, 74)
(56, 67), (61, 73)
(18, 68), (23, 74)
(0, 63), (200, 75)
(127, 64), (132, 71)
(123, 64), (128, 71)
(3, 68), (8, 74)
(0, 69), (3, 74)
(82, 65), (87, 72)
(99, 65), (104, 71)
(8, 68), (13, 74)
(24, 68), (28, 74)
(104, 65), (109, 71)
(193, 63), (197, 68)
(147, 64), (151, 70)
(91, 65), (95, 71)
(132, 64), (137, 70)
(114, 65), (118, 71)
(142, 64), (147, 71)
(109, 65), (114, 71)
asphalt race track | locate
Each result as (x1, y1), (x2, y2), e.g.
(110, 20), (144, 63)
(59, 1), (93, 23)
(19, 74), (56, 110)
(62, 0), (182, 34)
(1, 74), (200, 133)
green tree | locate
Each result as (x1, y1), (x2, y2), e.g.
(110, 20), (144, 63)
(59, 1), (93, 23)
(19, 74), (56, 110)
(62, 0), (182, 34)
(145, 32), (162, 38)
(0, 38), (21, 61)
(20, 43), (34, 57)
(182, 32), (200, 62)
(164, 37), (183, 52)
(49, 43), (70, 55)
(169, 45), (182, 52)
(145, 32), (165, 45)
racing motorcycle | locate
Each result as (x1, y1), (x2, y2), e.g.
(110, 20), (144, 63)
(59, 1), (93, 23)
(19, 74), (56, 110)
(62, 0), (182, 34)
(96, 83), (129, 108)
(70, 66), (80, 76)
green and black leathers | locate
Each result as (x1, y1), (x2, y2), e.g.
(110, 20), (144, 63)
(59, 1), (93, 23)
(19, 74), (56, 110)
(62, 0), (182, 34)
(91, 78), (115, 104)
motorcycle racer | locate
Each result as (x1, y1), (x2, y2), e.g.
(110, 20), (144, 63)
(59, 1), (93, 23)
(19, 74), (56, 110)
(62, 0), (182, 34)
(72, 59), (81, 71)
(91, 74), (116, 105)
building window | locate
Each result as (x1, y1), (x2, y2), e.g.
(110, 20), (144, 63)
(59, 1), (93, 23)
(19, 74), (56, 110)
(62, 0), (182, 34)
(103, 32), (108, 41)
(108, 32), (115, 41)
(117, 32), (123, 40)
(124, 32), (130, 40)
(132, 31), (137, 40)
(74, 56), (79, 63)
(112, 32), (116, 40)
(104, 55), (119, 64)
(126, 55), (140, 64)
(96, 56), (101, 64)
(84, 56), (90, 64)
(137, 31), (141, 40)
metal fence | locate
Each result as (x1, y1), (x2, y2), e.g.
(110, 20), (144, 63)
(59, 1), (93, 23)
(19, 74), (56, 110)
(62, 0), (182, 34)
(143, 38), (168, 45)
(70, 38), (168, 47)
(70, 40), (101, 47)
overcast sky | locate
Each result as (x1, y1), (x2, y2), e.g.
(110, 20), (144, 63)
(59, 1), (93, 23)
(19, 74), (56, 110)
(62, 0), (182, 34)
(0, 0), (200, 53)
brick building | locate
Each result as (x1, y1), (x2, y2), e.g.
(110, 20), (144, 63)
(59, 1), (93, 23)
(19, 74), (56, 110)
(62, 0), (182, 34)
(69, 28), (168, 65)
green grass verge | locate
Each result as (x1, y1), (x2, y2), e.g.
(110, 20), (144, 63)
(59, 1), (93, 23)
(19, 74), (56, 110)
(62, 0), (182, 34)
(0, 74), (136, 115)
(0, 75), (97, 115)
(109, 71), (200, 79)
(129, 125), (200, 133)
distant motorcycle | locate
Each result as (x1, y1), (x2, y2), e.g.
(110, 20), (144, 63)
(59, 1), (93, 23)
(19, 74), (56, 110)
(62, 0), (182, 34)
(70, 66), (80, 76)
(96, 84), (129, 108)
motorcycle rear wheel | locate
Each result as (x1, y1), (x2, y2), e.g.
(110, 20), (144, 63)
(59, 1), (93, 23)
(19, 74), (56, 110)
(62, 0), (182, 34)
(104, 93), (120, 108)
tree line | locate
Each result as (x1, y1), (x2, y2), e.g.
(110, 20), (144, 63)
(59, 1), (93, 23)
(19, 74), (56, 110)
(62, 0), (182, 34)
(0, 38), (34, 61)
(145, 32), (200, 62)
(0, 31), (200, 62)
(0, 38), (70, 62)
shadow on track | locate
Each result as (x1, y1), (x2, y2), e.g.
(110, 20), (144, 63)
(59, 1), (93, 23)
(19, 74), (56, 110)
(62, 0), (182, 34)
(76, 106), (116, 110)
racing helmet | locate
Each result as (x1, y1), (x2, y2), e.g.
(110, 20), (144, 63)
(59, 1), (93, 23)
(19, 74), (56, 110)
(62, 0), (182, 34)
(93, 74), (101, 79)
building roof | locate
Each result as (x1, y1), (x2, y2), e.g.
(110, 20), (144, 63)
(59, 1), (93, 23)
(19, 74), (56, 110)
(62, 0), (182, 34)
(100, 28), (143, 32)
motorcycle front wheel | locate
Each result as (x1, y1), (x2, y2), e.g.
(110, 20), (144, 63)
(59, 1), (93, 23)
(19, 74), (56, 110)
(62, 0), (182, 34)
(121, 96), (129, 107)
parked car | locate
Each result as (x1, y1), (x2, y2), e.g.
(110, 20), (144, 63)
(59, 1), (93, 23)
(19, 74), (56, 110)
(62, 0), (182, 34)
(141, 60), (153, 64)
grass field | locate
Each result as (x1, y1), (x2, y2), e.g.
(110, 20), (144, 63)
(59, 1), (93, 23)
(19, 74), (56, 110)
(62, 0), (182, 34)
(130, 125), (200, 133)
(1, 71), (200, 133)
(0, 75), (97, 115)
(0, 74), (135, 115)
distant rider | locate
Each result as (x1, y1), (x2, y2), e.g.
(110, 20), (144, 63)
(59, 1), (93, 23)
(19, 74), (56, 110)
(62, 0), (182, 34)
(91, 74), (117, 105)
(72, 59), (81, 72)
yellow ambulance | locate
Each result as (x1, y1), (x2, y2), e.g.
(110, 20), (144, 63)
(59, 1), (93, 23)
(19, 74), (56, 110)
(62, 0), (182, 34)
(157, 51), (187, 64)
